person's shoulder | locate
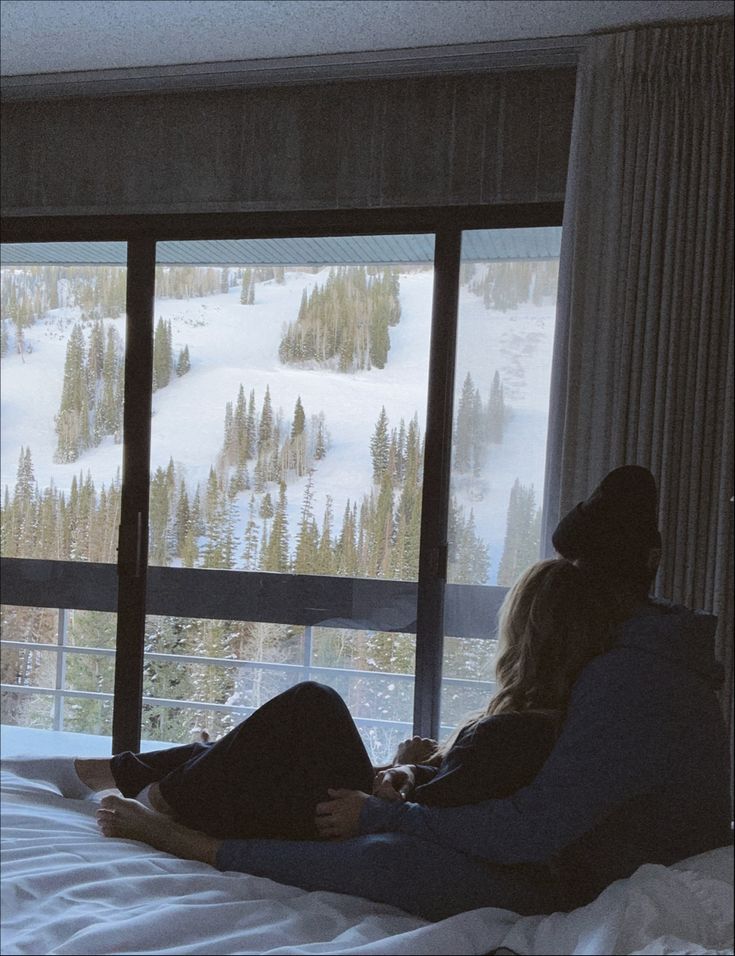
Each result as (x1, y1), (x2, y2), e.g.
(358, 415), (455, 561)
(473, 711), (557, 741)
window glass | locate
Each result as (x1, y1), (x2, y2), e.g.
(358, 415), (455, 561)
(1, 244), (126, 749)
(441, 228), (560, 735)
(144, 238), (434, 759)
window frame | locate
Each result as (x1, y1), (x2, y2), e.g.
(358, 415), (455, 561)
(0, 203), (563, 752)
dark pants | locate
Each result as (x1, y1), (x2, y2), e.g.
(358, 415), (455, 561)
(110, 682), (374, 840)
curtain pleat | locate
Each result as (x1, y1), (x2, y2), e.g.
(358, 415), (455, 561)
(542, 19), (734, 727)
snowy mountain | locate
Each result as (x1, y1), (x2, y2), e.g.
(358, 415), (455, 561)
(1, 265), (556, 585)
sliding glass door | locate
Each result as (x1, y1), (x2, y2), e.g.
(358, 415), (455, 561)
(440, 228), (560, 733)
(142, 237), (434, 763)
(0, 244), (126, 750)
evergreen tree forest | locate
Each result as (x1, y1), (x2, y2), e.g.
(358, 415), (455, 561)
(465, 258), (559, 312)
(52, 317), (190, 462)
(278, 266), (401, 371)
(497, 478), (542, 586)
(453, 370), (509, 478)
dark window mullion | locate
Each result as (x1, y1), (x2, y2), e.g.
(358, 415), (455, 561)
(413, 227), (462, 739)
(112, 239), (156, 754)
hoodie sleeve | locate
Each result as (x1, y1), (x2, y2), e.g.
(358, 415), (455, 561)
(360, 647), (694, 863)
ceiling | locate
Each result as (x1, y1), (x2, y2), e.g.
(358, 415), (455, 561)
(1, 0), (731, 78)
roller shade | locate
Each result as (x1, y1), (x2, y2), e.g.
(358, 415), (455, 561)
(1, 69), (575, 218)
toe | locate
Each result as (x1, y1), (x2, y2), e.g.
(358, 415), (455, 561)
(99, 793), (124, 810)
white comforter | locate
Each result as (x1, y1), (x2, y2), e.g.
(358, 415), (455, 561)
(1, 768), (732, 956)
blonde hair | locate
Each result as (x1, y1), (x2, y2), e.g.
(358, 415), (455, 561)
(435, 558), (616, 758)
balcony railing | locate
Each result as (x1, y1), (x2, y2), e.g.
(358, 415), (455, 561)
(1, 619), (495, 737)
(1, 557), (503, 757)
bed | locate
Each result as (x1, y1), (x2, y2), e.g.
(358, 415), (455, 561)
(1, 764), (732, 956)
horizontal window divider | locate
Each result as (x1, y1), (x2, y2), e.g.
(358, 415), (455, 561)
(1, 558), (118, 612)
(1, 204), (564, 244)
(1, 640), (110, 655)
(0, 683), (112, 701)
(2, 559), (507, 639)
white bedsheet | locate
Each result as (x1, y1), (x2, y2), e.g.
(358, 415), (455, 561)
(1, 768), (732, 956)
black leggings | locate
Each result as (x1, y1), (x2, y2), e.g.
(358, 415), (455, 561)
(110, 682), (374, 840)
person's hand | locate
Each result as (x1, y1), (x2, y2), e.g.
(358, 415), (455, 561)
(315, 789), (369, 840)
(372, 764), (415, 802)
(393, 735), (437, 765)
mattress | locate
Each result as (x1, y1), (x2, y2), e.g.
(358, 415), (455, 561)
(1, 765), (732, 955)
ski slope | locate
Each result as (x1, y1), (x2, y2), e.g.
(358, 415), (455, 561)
(0, 267), (556, 583)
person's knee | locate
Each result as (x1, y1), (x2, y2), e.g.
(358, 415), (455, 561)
(351, 833), (411, 870)
(293, 681), (345, 709)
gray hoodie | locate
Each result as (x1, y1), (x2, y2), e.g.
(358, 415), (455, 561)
(360, 599), (732, 908)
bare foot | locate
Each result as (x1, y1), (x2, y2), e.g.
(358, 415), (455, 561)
(96, 794), (167, 844)
(74, 758), (117, 791)
(96, 794), (221, 866)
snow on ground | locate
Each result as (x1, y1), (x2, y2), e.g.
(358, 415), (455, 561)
(0, 267), (555, 584)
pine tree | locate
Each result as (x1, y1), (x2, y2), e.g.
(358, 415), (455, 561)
(232, 384), (248, 464)
(96, 326), (121, 441)
(174, 481), (191, 556)
(87, 320), (105, 394)
(258, 386), (274, 454)
(497, 480), (539, 585)
(175, 345), (191, 376)
(55, 323), (89, 462)
(263, 482), (289, 572)
(454, 508), (490, 584)
(370, 407), (390, 483)
(222, 400), (235, 466)
(487, 370), (505, 443)
(259, 492), (274, 522)
(291, 396), (306, 439)
(152, 317), (173, 391)
(314, 413), (327, 460)
(453, 372), (475, 473)
(372, 469), (395, 576)
(336, 499), (357, 575)
(471, 385), (484, 477)
(149, 465), (172, 565)
(11, 447), (38, 557)
(246, 389), (257, 458)
(317, 496), (335, 573)
(294, 472), (319, 573)
(289, 396), (308, 475)
(242, 496), (259, 570)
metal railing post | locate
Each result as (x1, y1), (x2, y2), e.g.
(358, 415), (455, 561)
(53, 607), (67, 731)
(302, 625), (313, 684)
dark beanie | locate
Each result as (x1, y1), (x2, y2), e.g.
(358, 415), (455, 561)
(552, 466), (661, 578)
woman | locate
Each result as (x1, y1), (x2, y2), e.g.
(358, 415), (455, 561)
(81, 557), (619, 920)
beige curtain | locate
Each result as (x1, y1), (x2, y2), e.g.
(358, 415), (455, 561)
(542, 19), (734, 725)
